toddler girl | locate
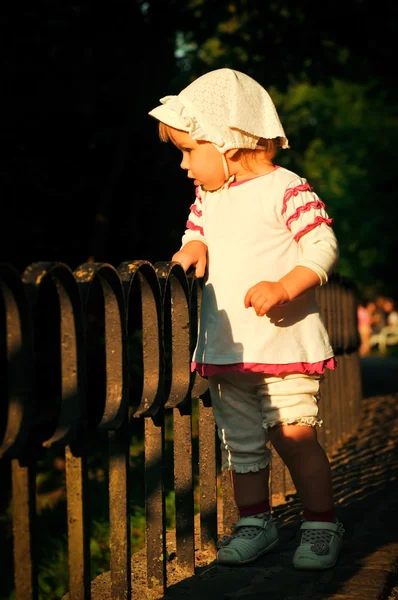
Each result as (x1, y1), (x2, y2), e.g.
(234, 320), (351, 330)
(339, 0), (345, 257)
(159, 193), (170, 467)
(149, 68), (344, 569)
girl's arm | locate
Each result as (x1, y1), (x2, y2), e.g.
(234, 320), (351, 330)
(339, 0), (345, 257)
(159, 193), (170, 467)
(278, 265), (321, 300)
(245, 179), (339, 316)
(172, 186), (208, 277)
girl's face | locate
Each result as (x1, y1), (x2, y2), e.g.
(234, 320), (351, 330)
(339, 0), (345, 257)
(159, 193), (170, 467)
(169, 129), (226, 191)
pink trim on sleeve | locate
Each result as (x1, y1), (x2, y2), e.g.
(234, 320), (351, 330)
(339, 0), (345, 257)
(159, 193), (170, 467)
(189, 203), (203, 217)
(186, 220), (204, 236)
(281, 183), (313, 214)
(293, 216), (334, 242)
(286, 200), (326, 229)
(192, 358), (337, 377)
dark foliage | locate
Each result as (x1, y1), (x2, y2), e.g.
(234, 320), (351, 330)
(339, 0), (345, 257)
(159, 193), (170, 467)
(0, 0), (397, 291)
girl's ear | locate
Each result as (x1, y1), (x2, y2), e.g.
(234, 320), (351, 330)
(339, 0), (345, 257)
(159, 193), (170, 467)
(225, 148), (240, 159)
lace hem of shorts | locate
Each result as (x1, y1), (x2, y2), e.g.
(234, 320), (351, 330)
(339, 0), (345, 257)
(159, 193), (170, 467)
(267, 416), (323, 429)
(222, 456), (271, 473)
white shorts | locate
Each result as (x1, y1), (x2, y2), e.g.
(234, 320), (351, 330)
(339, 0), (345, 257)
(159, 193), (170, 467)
(208, 371), (322, 473)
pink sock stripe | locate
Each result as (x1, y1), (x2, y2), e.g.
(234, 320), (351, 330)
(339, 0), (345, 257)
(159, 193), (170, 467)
(285, 200), (326, 229)
(303, 507), (336, 522)
(186, 220), (204, 236)
(293, 217), (334, 242)
(239, 500), (271, 517)
(189, 203), (202, 217)
(282, 183), (313, 214)
(195, 186), (203, 203)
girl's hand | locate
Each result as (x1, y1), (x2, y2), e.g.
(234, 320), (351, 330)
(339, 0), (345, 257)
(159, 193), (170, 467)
(172, 241), (207, 278)
(244, 281), (289, 316)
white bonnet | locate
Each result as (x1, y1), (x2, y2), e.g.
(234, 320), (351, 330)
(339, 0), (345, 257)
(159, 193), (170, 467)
(148, 68), (289, 153)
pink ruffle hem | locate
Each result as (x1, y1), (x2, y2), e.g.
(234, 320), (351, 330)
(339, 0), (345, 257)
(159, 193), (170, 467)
(192, 357), (337, 377)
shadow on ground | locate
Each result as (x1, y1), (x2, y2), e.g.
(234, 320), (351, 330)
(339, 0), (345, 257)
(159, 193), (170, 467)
(156, 356), (398, 599)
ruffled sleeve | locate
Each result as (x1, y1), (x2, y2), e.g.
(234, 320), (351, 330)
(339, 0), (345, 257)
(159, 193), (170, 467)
(282, 177), (339, 285)
(181, 185), (207, 248)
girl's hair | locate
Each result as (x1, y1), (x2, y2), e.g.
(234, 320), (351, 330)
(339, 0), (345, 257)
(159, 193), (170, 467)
(235, 138), (281, 167)
(158, 122), (281, 163)
(158, 122), (174, 143)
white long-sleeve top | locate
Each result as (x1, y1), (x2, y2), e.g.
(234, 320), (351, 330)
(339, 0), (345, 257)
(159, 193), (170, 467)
(180, 166), (339, 371)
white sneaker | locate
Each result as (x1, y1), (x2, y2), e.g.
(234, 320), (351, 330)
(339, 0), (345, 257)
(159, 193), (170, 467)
(217, 514), (279, 566)
(293, 520), (345, 570)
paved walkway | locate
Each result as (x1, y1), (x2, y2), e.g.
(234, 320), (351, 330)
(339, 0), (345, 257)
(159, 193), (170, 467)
(161, 355), (398, 600)
(85, 355), (398, 600)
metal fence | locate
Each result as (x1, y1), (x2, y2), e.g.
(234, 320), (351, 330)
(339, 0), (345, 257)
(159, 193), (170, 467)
(0, 260), (362, 599)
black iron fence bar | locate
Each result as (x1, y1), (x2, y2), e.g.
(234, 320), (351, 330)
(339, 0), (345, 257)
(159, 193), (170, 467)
(118, 259), (165, 597)
(11, 460), (37, 600)
(22, 262), (85, 448)
(75, 262), (130, 600)
(198, 395), (218, 549)
(120, 260), (167, 592)
(0, 263), (33, 459)
(0, 263), (35, 600)
(25, 262), (90, 600)
(155, 262), (195, 574)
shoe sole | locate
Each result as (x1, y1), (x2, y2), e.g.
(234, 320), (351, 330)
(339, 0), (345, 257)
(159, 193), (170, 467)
(293, 556), (339, 570)
(217, 537), (279, 566)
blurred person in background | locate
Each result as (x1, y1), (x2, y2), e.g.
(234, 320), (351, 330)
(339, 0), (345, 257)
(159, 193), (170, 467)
(372, 295), (388, 333)
(357, 298), (376, 356)
(384, 297), (398, 327)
